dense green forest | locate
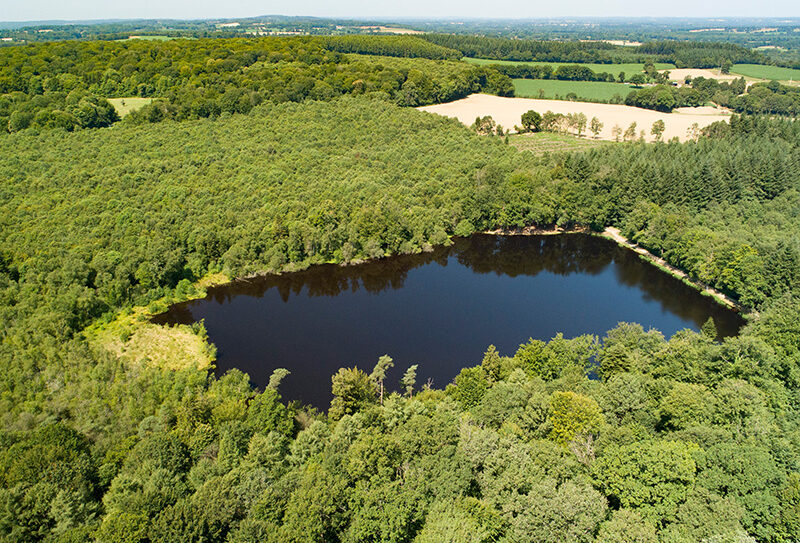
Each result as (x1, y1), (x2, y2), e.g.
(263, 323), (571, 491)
(2, 92), (800, 541)
(0, 36), (511, 132)
(320, 35), (460, 59)
(421, 34), (766, 67)
(3, 30), (800, 543)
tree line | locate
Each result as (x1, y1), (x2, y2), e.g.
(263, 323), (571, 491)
(421, 33), (767, 67)
(625, 77), (800, 115)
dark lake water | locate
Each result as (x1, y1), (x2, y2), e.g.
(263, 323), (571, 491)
(153, 234), (743, 407)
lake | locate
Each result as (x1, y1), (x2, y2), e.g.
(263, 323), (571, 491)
(153, 234), (744, 407)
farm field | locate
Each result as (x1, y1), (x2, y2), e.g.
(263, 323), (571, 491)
(664, 68), (745, 82)
(513, 78), (636, 101)
(464, 58), (676, 78)
(120, 35), (189, 41)
(508, 131), (613, 154)
(106, 97), (155, 117)
(731, 63), (800, 81)
(419, 93), (730, 142)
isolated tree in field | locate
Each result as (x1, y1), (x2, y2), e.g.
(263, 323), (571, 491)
(721, 60), (732, 74)
(471, 116), (496, 135)
(623, 122), (638, 142)
(618, 71), (626, 83)
(371, 354), (394, 405)
(590, 117), (603, 138)
(651, 120), (666, 141)
(686, 122), (700, 141)
(612, 124), (622, 141)
(565, 113), (577, 133)
(401, 364), (418, 398)
(629, 73), (646, 86)
(574, 112), (588, 136)
(521, 109), (542, 132)
(541, 111), (563, 132)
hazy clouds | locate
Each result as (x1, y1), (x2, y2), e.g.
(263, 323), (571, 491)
(3, 0), (798, 23)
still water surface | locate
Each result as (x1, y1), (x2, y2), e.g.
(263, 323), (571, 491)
(154, 235), (743, 407)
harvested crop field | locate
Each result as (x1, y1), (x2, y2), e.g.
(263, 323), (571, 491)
(418, 94), (731, 142)
(664, 68), (743, 82)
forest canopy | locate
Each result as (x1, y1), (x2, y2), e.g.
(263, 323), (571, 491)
(1, 32), (800, 543)
(0, 36), (512, 132)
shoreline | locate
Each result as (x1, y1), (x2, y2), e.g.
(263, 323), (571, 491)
(486, 225), (743, 313)
(484, 225), (590, 236)
(598, 227), (743, 313)
(142, 225), (744, 327)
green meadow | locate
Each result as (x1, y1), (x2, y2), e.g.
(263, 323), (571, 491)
(731, 63), (800, 81)
(465, 58), (675, 78)
(513, 78), (637, 101)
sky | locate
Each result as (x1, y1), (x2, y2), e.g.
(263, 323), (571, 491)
(2, 0), (799, 22)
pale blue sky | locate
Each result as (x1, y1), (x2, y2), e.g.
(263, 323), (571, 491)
(2, 0), (798, 22)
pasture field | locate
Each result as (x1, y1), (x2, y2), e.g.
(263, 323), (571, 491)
(464, 58), (675, 78)
(731, 63), (800, 81)
(107, 97), (155, 117)
(508, 131), (613, 154)
(513, 78), (636, 101)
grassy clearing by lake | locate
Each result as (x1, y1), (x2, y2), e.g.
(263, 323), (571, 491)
(84, 272), (227, 372)
(465, 58), (675, 78)
(107, 97), (154, 117)
(513, 79), (636, 102)
(509, 131), (613, 155)
(731, 63), (800, 81)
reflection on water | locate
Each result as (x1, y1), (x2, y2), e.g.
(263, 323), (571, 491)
(154, 234), (744, 407)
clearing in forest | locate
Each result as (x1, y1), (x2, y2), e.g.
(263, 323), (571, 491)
(508, 132), (613, 154)
(418, 94), (730, 142)
(107, 97), (155, 117)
